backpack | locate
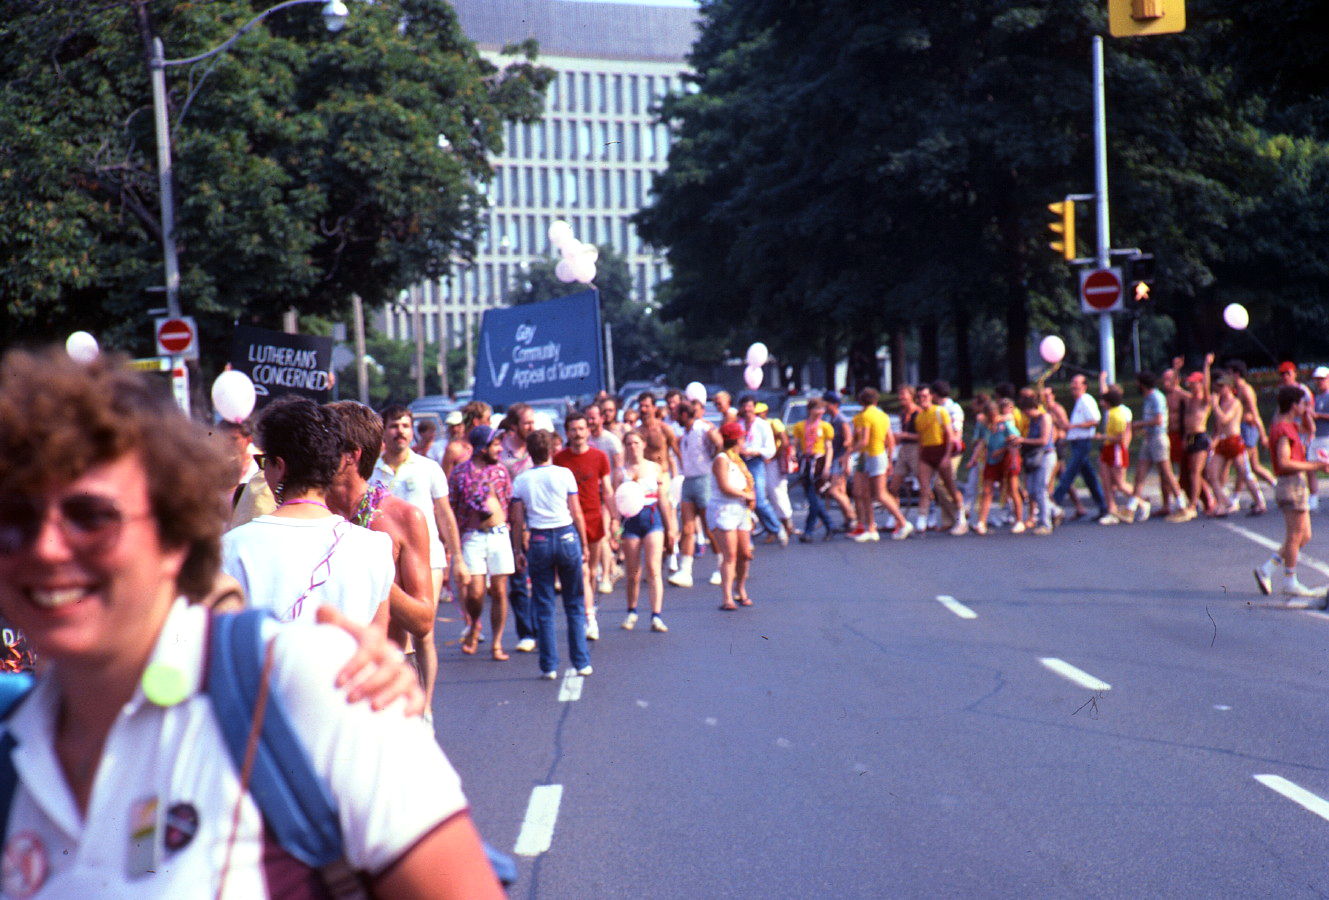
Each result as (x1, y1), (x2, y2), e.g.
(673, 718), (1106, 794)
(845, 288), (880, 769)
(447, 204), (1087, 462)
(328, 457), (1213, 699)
(0, 610), (515, 891)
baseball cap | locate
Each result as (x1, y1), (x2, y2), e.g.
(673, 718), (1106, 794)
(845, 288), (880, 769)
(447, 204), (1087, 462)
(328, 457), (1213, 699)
(1279, 361), (1298, 375)
(719, 421), (745, 442)
(1185, 371), (1204, 384)
(822, 390), (841, 404)
(1314, 366), (1329, 379)
(468, 424), (501, 449)
(754, 402), (769, 414)
(445, 410), (464, 425)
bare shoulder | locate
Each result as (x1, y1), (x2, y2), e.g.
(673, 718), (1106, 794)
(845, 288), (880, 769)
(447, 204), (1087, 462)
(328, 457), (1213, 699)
(375, 495), (428, 541)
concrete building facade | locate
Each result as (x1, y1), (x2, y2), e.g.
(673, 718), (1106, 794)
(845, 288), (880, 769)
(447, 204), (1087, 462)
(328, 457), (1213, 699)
(378, 0), (698, 379)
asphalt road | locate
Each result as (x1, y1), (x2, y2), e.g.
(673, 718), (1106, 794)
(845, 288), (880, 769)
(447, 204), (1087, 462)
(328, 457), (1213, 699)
(432, 506), (1329, 898)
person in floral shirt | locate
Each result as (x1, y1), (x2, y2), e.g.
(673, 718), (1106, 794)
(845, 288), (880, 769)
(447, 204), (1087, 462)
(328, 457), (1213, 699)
(449, 426), (516, 659)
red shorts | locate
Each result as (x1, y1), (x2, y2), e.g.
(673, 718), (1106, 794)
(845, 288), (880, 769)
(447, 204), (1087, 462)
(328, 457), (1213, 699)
(1168, 431), (1185, 465)
(1100, 443), (1129, 469)
(919, 445), (947, 468)
(581, 508), (606, 544)
(982, 454), (1020, 482)
(1215, 434), (1245, 460)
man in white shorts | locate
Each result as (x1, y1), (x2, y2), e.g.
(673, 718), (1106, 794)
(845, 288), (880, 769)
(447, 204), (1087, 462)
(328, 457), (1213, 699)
(449, 425), (517, 659)
(371, 404), (465, 704)
(668, 398), (718, 588)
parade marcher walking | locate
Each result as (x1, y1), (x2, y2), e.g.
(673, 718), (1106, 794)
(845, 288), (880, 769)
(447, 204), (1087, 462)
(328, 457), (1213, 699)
(710, 422), (756, 610)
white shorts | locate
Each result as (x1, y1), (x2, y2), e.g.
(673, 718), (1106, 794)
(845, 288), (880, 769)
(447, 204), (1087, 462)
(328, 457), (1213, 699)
(461, 527), (515, 576)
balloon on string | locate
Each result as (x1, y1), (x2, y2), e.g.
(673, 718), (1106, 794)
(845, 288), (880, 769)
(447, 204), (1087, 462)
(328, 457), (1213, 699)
(615, 480), (646, 519)
(65, 331), (100, 364)
(743, 365), (763, 390)
(685, 381), (707, 404)
(571, 256), (597, 283)
(1223, 303), (1249, 331)
(548, 220), (574, 248)
(745, 342), (769, 368)
(211, 370), (257, 423)
(555, 258), (577, 282)
(533, 411), (556, 433)
(1038, 335), (1066, 365)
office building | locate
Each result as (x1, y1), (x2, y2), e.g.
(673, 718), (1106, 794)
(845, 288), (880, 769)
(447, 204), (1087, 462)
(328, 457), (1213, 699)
(378, 0), (699, 371)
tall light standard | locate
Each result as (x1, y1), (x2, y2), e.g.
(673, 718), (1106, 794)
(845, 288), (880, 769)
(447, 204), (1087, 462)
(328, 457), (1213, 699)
(149, 0), (350, 413)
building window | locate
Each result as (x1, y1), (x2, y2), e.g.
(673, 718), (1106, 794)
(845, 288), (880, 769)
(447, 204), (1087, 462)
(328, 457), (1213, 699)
(524, 168), (535, 206)
(584, 170), (596, 207)
(615, 122), (626, 161)
(612, 74), (623, 114)
(534, 123), (545, 159)
(581, 73), (592, 112)
(633, 170), (644, 206)
(597, 73), (608, 113)
(602, 170), (613, 207)
(643, 124), (654, 162)
(528, 216), (538, 256)
(551, 121), (562, 160)
(630, 123), (640, 162)
(629, 75), (639, 114)
(656, 125), (669, 161)
(580, 122), (593, 160)
(565, 71), (576, 110)
(564, 170), (578, 207)
(644, 76), (655, 111)
(539, 169), (549, 207)
(617, 170), (627, 209)
(549, 74), (560, 112)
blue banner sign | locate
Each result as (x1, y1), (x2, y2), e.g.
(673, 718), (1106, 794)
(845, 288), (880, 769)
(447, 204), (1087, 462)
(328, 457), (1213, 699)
(474, 290), (605, 405)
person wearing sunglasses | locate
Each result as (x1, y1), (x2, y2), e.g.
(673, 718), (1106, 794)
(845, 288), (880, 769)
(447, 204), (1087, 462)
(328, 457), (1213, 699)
(0, 348), (501, 897)
(222, 396), (395, 627)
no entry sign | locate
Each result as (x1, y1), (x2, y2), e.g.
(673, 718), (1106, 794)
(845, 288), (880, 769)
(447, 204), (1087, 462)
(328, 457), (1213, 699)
(155, 316), (198, 358)
(1079, 268), (1123, 314)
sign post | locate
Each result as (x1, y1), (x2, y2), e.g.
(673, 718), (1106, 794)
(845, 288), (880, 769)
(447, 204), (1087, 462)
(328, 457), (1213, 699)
(154, 316), (197, 416)
(1079, 268), (1123, 314)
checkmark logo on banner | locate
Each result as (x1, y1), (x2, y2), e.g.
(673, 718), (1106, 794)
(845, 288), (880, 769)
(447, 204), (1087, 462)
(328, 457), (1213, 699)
(484, 334), (509, 387)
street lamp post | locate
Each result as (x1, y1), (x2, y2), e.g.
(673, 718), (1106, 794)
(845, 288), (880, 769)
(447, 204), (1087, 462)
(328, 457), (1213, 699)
(148, 0), (349, 413)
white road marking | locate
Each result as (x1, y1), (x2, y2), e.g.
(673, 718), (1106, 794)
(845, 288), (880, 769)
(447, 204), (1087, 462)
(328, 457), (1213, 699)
(514, 784), (564, 856)
(1038, 657), (1112, 691)
(558, 670), (583, 702)
(775, 737), (792, 748)
(1254, 775), (1329, 822)
(935, 594), (977, 619)
(1213, 704), (1232, 711)
(704, 717), (717, 726)
(1221, 522), (1329, 579)
(635, 699), (649, 708)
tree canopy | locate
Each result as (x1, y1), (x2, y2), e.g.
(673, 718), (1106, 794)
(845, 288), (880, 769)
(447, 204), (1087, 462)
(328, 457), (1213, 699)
(636, 0), (1329, 393)
(0, 0), (552, 356)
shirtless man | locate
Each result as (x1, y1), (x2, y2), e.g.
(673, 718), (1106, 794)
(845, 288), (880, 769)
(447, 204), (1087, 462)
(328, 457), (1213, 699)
(1168, 354), (1216, 521)
(601, 396), (628, 441)
(326, 401), (447, 714)
(636, 392), (680, 478)
(1228, 360), (1275, 487)
(1162, 358), (1193, 507)
(713, 390), (737, 424)
(442, 400), (492, 479)
(1210, 375), (1266, 515)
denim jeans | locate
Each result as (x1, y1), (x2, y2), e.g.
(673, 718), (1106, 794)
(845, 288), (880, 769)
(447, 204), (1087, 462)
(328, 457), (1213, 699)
(527, 525), (590, 673)
(1024, 452), (1053, 528)
(508, 567), (536, 642)
(1052, 438), (1106, 511)
(742, 455), (784, 534)
(799, 458), (833, 536)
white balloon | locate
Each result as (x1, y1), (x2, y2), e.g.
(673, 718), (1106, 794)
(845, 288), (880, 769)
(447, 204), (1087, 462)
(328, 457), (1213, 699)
(555, 259), (577, 283)
(1223, 303), (1250, 331)
(559, 239), (582, 259)
(533, 411), (555, 433)
(548, 220), (574, 248)
(615, 480), (646, 519)
(65, 331), (99, 364)
(744, 365), (763, 390)
(685, 381), (707, 404)
(745, 342), (769, 368)
(571, 257), (597, 283)
(1039, 335), (1066, 365)
(576, 243), (599, 264)
(211, 370), (257, 423)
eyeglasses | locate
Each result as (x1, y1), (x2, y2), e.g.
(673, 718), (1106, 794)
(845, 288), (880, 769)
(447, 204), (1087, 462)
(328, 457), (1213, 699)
(0, 494), (151, 556)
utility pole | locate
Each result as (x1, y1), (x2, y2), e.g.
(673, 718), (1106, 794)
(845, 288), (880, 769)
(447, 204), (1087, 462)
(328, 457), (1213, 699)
(1092, 35), (1115, 386)
(352, 294), (368, 403)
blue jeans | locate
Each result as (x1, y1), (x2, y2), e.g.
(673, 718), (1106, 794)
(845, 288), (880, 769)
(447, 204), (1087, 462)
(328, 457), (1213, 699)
(799, 458), (833, 536)
(1052, 438), (1106, 512)
(742, 455), (783, 534)
(1024, 453), (1053, 528)
(527, 525), (590, 673)
(508, 567), (536, 642)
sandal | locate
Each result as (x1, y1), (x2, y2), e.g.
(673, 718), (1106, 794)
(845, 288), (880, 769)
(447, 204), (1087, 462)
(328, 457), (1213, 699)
(461, 627), (480, 655)
(736, 596), (753, 607)
(719, 602), (738, 611)
(491, 647), (509, 661)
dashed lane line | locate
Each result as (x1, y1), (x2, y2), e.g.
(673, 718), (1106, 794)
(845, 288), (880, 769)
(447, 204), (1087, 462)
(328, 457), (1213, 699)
(558, 670), (584, 702)
(1254, 775), (1329, 822)
(1038, 657), (1112, 692)
(935, 595), (977, 619)
(1221, 522), (1329, 580)
(514, 784), (564, 856)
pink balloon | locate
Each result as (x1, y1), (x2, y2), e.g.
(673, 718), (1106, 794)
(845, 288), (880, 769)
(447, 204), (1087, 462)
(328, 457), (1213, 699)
(1039, 335), (1066, 365)
(615, 481), (645, 519)
(744, 365), (763, 390)
(571, 257), (596, 283)
(555, 259), (576, 283)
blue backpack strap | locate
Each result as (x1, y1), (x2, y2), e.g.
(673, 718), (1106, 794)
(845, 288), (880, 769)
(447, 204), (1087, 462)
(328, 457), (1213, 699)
(206, 610), (344, 868)
(0, 672), (36, 857)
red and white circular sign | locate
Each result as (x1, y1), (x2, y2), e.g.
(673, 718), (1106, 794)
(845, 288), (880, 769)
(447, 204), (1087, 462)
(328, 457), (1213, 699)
(1081, 269), (1122, 311)
(156, 318), (194, 354)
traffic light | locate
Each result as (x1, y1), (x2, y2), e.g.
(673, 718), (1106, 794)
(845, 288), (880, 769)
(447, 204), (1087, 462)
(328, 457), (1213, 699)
(1108, 0), (1185, 37)
(1126, 252), (1155, 304)
(1047, 200), (1075, 262)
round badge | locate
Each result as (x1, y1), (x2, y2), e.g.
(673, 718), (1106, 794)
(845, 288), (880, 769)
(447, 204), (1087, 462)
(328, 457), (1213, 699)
(2, 831), (49, 898)
(164, 803), (199, 853)
(141, 662), (189, 707)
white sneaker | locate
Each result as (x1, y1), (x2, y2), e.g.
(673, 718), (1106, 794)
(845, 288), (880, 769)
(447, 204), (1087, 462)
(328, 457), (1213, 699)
(597, 578), (613, 594)
(650, 614), (668, 633)
(542, 670), (557, 680)
(868, 530), (881, 542)
(948, 519), (969, 536)
(515, 638), (537, 653)
(667, 570), (694, 588)
(1098, 513), (1122, 525)
(851, 530), (875, 543)
(585, 615), (599, 641)
(1311, 495), (1321, 513)
(577, 665), (594, 676)
(1254, 566), (1272, 596)
(709, 571), (722, 586)
(667, 552), (679, 573)
(1282, 577), (1326, 601)
(1011, 522), (1026, 534)
(914, 515), (927, 533)
(1135, 500), (1151, 523)
(621, 611), (638, 630)
(778, 528), (789, 547)
(892, 521), (914, 541)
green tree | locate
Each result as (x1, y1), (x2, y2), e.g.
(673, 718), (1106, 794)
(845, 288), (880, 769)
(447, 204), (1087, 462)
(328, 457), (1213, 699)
(503, 245), (690, 386)
(0, 0), (552, 357)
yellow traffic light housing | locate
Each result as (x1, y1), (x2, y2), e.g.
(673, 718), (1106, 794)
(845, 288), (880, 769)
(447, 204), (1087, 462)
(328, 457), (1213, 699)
(1108, 0), (1185, 37)
(1047, 200), (1076, 262)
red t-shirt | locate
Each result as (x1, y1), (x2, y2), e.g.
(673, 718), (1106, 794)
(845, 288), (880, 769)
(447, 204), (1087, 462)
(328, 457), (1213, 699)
(554, 446), (609, 541)
(1270, 419), (1306, 476)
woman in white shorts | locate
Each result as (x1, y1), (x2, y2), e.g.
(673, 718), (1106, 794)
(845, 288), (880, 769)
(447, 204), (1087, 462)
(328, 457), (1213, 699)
(709, 422), (756, 610)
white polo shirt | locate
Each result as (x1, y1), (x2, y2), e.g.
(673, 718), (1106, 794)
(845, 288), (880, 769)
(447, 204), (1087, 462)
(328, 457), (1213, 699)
(370, 451), (449, 568)
(0, 599), (468, 898)
(221, 515), (393, 625)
